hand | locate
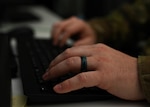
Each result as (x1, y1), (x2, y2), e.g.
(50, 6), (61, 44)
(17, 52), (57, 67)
(51, 16), (97, 46)
(43, 43), (145, 101)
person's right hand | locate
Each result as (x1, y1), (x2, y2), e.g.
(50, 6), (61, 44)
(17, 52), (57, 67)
(43, 43), (145, 101)
(51, 16), (97, 47)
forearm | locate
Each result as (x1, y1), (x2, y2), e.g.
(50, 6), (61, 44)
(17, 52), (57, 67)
(88, 0), (150, 43)
(138, 56), (150, 103)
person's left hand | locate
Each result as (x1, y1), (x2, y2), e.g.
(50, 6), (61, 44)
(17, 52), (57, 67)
(51, 16), (97, 46)
(42, 43), (145, 101)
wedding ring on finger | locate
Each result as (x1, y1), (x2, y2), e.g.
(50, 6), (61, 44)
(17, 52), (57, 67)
(80, 56), (87, 72)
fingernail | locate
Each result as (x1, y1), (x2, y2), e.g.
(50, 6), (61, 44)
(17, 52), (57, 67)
(42, 72), (49, 80)
(54, 84), (62, 92)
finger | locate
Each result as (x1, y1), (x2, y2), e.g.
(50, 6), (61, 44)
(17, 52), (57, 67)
(43, 56), (81, 80)
(52, 20), (72, 45)
(53, 71), (100, 93)
(50, 45), (92, 67)
(43, 56), (96, 80)
(59, 22), (84, 46)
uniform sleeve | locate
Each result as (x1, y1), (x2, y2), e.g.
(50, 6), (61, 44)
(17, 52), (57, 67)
(88, 0), (150, 102)
(88, 0), (150, 43)
(138, 56), (150, 103)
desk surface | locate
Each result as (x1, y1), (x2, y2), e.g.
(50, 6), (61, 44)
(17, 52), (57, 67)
(9, 5), (149, 107)
(12, 77), (149, 107)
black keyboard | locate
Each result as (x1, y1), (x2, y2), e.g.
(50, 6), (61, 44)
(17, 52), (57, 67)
(0, 33), (11, 107)
(17, 33), (112, 105)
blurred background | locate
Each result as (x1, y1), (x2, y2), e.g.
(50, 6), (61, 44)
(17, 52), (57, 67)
(0, 0), (132, 24)
(43, 0), (131, 19)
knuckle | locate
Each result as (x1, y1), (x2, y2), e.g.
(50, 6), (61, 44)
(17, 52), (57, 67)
(70, 16), (77, 20)
(65, 57), (76, 67)
(92, 57), (99, 66)
(95, 43), (107, 51)
(61, 79), (72, 90)
(63, 48), (72, 57)
(70, 16), (83, 23)
(77, 73), (88, 84)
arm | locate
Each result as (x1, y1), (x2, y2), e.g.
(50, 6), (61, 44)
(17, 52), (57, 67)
(88, 0), (150, 43)
(88, 0), (150, 101)
(138, 56), (150, 103)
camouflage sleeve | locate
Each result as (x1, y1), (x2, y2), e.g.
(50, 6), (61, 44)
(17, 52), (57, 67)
(88, 0), (150, 44)
(88, 0), (150, 103)
(138, 56), (150, 103)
